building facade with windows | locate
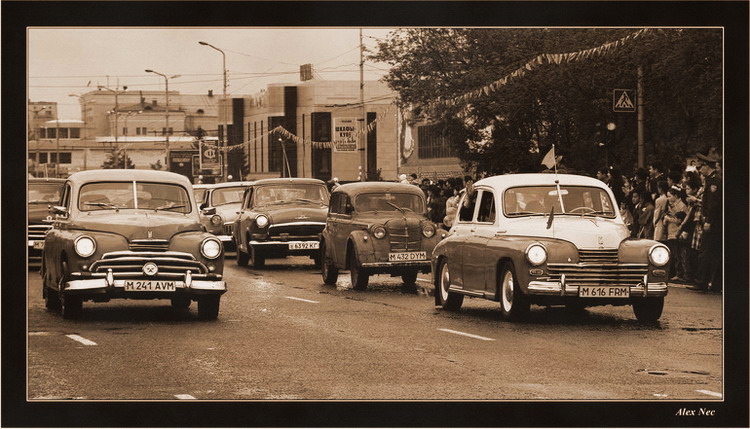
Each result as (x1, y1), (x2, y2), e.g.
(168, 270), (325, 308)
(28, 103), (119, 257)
(240, 80), (399, 182)
(398, 120), (465, 181)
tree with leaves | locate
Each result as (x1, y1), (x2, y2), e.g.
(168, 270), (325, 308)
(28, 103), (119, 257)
(101, 148), (134, 169)
(370, 28), (721, 176)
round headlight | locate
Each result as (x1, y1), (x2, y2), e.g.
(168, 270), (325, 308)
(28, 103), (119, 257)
(74, 236), (96, 258)
(372, 226), (386, 239)
(255, 215), (269, 228)
(649, 244), (670, 267)
(422, 223), (436, 238)
(201, 238), (222, 259)
(210, 214), (223, 227)
(525, 244), (547, 266)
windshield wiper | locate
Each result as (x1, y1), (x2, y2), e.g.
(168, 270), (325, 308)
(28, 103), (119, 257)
(385, 201), (406, 213)
(293, 198), (318, 203)
(507, 211), (545, 216)
(84, 202), (121, 210)
(153, 204), (186, 212)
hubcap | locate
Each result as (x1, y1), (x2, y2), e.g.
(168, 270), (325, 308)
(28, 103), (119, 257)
(440, 263), (450, 302)
(502, 271), (514, 311)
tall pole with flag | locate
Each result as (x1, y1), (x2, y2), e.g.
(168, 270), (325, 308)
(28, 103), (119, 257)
(541, 145), (565, 213)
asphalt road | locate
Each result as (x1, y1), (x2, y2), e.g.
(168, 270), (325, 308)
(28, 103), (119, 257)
(27, 256), (723, 401)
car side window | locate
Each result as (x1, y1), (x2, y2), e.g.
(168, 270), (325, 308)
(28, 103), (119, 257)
(329, 194), (340, 214)
(476, 190), (496, 223)
(459, 190), (478, 222)
(243, 188), (253, 209)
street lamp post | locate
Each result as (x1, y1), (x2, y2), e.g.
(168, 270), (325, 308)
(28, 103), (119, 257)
(146, 70), (180, 172)
(198, 41), (228, 182)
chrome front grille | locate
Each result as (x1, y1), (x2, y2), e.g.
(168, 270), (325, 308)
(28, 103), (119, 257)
(129, 239), (170, 252)
(268, 222), (324, 240)
(222, 223), (234, 236)
(547, 263), (648, 287)
(28, 224), (52, 240)
(578, 249), (619, 263)
(385, 219), (422, 252)
(90, 251), (207, 277)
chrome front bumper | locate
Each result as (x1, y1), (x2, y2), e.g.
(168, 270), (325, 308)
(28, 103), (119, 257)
(526, 280), (668, 298)
(360, 260), (431, 269)
(64, 277), (226, 295)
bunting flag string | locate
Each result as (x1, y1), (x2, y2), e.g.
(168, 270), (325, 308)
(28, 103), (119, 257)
(205, 103), (397, 154)
(424, 28), (651, 116)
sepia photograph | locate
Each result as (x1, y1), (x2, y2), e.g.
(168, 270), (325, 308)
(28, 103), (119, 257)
(4, 1), (748, 427)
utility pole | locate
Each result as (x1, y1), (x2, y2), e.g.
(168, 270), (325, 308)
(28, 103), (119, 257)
(146, 70), (180, 172)
(359, 28), (367, 181)
(98, 85), (126, 167)
(637, 65), (645, 168)
(199, 41), (229, 182)
(55, 119), (60, 177)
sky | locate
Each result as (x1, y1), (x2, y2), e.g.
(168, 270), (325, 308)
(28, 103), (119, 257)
(28, 28), (396, 119)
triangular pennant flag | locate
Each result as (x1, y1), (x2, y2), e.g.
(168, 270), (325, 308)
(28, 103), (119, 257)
(541, 146), (556, 169)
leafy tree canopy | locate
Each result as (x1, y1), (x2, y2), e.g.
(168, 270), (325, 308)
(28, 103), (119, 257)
(370, 28), (721, 176)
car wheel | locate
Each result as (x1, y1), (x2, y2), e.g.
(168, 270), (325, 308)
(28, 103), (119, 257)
(349, 249), (369, 290)
(321, 241), (339, 285)
(198, 295), (220, 320)
(58, 260), (82, 319)
(401, 269), (419, 286)
(171, 296), (191, 309)
(236, 245), (249, 266)
(250, 246), (265, 269)
(312, 253), (322, 267)
(437, 259), (463, 311)
(632, 297), (664, 323)
(499, 262), (529, 321)
(44, 282), (61, 311)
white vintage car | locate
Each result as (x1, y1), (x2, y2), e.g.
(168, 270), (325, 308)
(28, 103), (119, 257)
(431, 173), (670, 322)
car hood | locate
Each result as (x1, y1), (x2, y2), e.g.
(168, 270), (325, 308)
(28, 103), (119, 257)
(28, 203), (53, 223)
(215, 203), (242, 223)
(354, 211), (428, 226)
(505, 216), (629, 249)
(72, 210), (202, 240)
(258, 204), (328, 224)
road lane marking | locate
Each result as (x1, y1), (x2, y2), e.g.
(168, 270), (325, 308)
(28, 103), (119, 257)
(285, 296), (319, 304)
(438, 328), (495, 341)
(174, 394), (196, 400)
(696, 389), (722, 398)
(65, 334), (97, 346)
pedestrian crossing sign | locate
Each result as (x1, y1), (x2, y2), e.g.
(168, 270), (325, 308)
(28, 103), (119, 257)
(613, 89), (636, 112)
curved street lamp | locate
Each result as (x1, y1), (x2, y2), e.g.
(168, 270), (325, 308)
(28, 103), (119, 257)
(145, 69), (180, 171)
(198, 41), (228, 182)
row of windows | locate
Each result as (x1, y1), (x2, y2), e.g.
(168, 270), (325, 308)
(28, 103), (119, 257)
(121, 127), (172, 136)
(28, 152), (72, 164)
(37, 128), (81, 139)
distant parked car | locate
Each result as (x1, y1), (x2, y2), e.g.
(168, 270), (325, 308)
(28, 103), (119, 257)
(320, 182), (446, 289)
(28, 177), (65, 268)
(193, 181), (254, 253)
(233, 178), (329, 268)
(432, 173), (669, 322)
(41, 169), (227, 319)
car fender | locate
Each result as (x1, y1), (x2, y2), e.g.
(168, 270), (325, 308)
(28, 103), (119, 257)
(346, 230), (373, 268)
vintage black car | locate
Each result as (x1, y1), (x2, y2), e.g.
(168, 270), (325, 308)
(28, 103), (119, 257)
(320, 182), (446, 289)
(233, 178), (329, 268)
(432, 174), (669, 322)
(41, 169), (227, 319)
(28, 177), (65, 268)
(193, 181), (254, 253)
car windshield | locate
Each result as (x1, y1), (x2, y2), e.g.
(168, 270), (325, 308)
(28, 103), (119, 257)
(193, 188), (207, 204)
(253, 184), (328, 206)
(29, 183), (63, 204)
(79, 181), (192, 213)
(355, 193), (425, 214)
(211, 186), (246, 206)
(504, 185), (615, 218)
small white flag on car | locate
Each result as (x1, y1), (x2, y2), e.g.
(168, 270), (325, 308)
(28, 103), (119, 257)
(541, 146), (556, 169)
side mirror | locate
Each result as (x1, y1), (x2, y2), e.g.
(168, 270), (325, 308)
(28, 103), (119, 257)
(199, 202), (207, 210)
(51, 206), (68, 216)
(202, 207), (217, 215)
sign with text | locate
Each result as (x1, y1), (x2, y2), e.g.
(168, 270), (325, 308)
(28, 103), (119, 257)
(613, 89), (636, 112)
(333, 117), (359, 152)
(199, 140), (220, 170)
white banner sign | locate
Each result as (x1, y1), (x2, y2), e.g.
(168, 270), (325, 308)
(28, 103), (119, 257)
(333, 117), (359, 152)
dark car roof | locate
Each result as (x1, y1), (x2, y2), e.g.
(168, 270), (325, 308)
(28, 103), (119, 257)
(333, 181), (425, 198)
(67, 169), (193, 187)
(252, 178), (327, 186)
